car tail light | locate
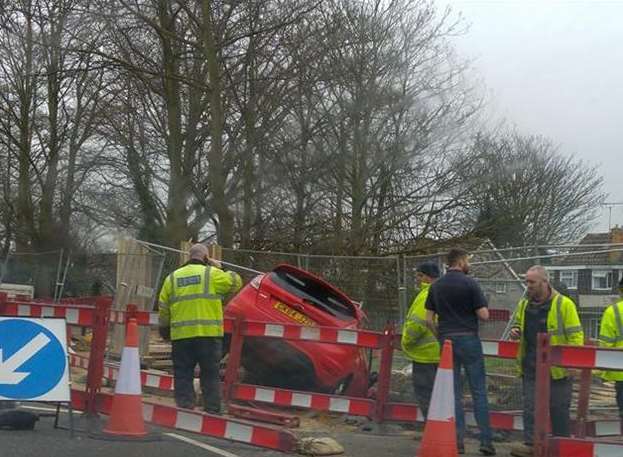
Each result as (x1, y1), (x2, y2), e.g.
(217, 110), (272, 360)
(250, 274), (264, 290)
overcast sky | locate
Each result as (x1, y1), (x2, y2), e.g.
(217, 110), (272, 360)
(442, 0), (623, 233)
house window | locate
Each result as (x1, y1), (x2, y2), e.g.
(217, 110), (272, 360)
(560, 270), (578, 290)
(592, 270), (613, 291)
(495, 282), (507, 294)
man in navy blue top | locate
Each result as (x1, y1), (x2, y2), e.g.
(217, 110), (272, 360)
(426, 248), (495, 456)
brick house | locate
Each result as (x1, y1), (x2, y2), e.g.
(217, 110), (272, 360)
(547, 227), (623, 308)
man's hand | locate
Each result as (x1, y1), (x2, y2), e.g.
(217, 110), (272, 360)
(425, 309), (438, 337)
(206, 257), (223, 269)
(509, 327), (521, 340)
(159, 326), (171, 341)
(476, 306), (489, 321)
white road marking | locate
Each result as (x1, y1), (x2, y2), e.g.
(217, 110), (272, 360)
(20, 405), (59, 413)
(165, 432), (241, 457)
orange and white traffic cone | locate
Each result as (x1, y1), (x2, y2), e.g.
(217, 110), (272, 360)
(417, 339), (457, 457)
(103, 318), (147, 437)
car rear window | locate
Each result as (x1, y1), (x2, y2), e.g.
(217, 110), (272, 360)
(268, 269), (356, 321)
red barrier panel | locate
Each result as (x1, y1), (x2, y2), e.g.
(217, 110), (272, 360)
(550, 437), (623, 457)
(70, 389), (298, 451)
(534, 338), (623, 457)
(550, 345), (623, 371)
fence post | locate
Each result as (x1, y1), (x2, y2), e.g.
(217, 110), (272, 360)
(374, 323), (395, 424)
(534, 333), (551, 457)
(85, 296), (112, 417)
(223, 316), (244, 406)
(397, 255), (406, 325)
(0, 292), (6, 315)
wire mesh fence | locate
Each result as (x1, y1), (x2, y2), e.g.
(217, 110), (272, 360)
(222, 248), (402, 330)
(0, 250), (64, 299)
(3, 238), (622, 415)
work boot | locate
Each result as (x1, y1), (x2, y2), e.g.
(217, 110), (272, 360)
(457, 442), (465, 454)
(479, 442), (496, 456)
(510, 443), (533, 457)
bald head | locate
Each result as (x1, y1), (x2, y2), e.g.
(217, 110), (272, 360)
(189, 243), (209, 261)
(525, 265), (551, 302)
(527, 265), (550, 282)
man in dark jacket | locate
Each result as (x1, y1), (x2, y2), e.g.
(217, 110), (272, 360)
(425, 248), (495, 456)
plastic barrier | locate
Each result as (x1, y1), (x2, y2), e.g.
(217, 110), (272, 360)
(10, 294), (525, 430)
(11, 293), (620, 445)
(533, 334), (623, 457)
(70, 389), (297, 452)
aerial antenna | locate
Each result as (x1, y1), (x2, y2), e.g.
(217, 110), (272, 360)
(603, 202), (623, 230)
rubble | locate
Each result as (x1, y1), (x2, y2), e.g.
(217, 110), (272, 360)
(298, 437), (344, 456)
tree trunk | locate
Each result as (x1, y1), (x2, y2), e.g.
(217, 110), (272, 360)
(15, 10), (35, 252)
(201, 0), (233, 247)
(159, 0), (190, 247)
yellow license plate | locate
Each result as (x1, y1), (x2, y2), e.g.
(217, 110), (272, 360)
(273, 302), (316, 326)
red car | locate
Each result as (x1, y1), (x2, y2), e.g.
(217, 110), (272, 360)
(225, 264), (371, 396)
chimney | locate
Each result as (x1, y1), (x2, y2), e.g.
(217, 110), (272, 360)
(610, 226), (623, 263)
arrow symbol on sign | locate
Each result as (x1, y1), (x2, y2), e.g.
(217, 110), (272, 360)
(0, 333), (51, 385)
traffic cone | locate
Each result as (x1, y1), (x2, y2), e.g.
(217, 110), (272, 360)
(417, 339), (457, 457)
(103, 318), (147, 437)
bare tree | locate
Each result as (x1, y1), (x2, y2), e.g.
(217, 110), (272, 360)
(462, 131), (606, 246)
(254, 0), (482, 255)
(0, 0), (108, 255)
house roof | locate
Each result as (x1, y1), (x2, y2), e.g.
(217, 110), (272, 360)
(551, 229), (623, 266)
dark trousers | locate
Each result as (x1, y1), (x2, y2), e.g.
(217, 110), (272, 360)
(616, 381), (623, 418)
(172, 337), (222, 413)
(445, 335), (493, 446)
(522, 375), (572, 444)
(412, 362), (438, 418)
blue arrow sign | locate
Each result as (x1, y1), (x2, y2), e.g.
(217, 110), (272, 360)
(0, 319), (67, 399)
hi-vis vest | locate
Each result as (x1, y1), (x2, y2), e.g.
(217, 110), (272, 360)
(511, 293), (584, 380)
(401, 283), (440, 364)
(158, 263), (242, 340)
(599, 299), (623, 382)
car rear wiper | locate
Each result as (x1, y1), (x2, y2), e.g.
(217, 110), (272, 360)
(284, 272), (306, 287)
(301, 297), (338, 317)
(327, 296), (352, 314)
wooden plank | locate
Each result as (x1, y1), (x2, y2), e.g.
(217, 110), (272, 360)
(113, 238), (156, 357)
(179, 241), (191, 266)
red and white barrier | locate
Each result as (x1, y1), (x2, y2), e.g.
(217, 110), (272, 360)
(481, 340), (519, 359)
(70, 354), (173, 390)
(1, 302), (95, 326)
(25, 295), (622, 445)
(69, 353), (530, 433)
(550, 345), (623, 371)
(71, 389), (298, 452)
(551, 438), (623, 457)
(585, 420), (623, 437)
(109, 309), (159, 326)
(232, 383), (375, 416)
(241, 321), (386, 348)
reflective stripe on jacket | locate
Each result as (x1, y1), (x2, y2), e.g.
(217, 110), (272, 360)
(158, 263), (243, 340)
(599, 300), (623, 381)
(401, 283), (440, 364)
(511, 292), (584, 380)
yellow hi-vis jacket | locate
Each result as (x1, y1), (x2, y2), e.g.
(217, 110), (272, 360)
(401, 283), (440, 364)
(511, 292), (584, 380)
(158, 262), (242, 340)
(599, 299), (623, 382)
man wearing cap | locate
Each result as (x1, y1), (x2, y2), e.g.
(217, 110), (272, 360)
(158, 243), (242, 413)
(401, 262), (441, 419)
(598, 276), (623, 418)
